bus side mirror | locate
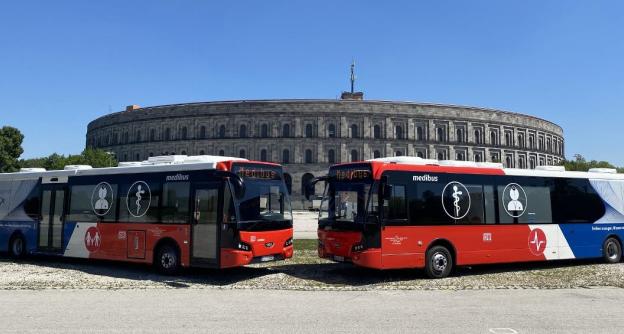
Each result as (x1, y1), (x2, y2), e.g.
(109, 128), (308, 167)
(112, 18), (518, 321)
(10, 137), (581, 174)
(305, 175), (329, 200)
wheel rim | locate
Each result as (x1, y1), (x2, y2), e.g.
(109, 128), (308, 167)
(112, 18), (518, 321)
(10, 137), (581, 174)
(12, 239), (23, 255)
(607, 241), (619, 260)
(431, 252), (448, 273)
(161, 252), (176, 269)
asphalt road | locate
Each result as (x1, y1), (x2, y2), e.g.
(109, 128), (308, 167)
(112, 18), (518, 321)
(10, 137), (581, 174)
(1, 288), (622, 333)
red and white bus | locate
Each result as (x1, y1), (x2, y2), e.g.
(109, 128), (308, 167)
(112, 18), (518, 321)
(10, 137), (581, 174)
(314, 157), (624, 278)
(0, 155), (293, 274)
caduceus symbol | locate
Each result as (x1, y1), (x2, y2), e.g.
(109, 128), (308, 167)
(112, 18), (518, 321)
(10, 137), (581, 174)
(135, 184), (145, 215)
(452, 185), (462, 217)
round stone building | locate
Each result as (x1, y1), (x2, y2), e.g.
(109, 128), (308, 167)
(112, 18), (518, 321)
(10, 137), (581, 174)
(86, 98), (565, 208)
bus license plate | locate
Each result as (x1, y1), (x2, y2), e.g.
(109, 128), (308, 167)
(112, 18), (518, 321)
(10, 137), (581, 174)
(261, 255), (275, 262)
(333, 256), (344, 262)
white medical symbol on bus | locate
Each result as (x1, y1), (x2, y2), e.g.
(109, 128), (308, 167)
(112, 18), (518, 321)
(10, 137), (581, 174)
(135, 184), (145, 215)
(91, 182), (113, 216)
(126, 181), (151, 218)
(85, 226), (101, 252)
(442, 181), (471, 220)
(528, 228), (547, 256)
(502, 183), (527, 218)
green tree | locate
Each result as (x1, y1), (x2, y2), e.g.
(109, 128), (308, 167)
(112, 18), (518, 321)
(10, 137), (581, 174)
(18, 149), (117, 170)
(559, 154), (620, 172)
(0, 126), (24, 173)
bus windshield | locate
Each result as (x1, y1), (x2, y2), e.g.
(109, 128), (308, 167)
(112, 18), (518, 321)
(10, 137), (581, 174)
(231, 163), (292, 230)
(319, 179), (374, 229)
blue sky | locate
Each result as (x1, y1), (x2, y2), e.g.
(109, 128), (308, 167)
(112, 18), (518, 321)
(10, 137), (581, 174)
(1, 1), (623, 164)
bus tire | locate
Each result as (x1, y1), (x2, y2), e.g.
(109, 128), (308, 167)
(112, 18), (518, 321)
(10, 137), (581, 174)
(155, 243), (180, 275)
(425, 245), (453, 279)
(603, 237), (621, 264)
(9, 234), (26, 259)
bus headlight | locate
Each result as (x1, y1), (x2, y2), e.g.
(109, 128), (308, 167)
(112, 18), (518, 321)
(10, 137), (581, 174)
(236, 242), (251, 252)
(352, 243), (365, 252)
(284, 238), (293, 247)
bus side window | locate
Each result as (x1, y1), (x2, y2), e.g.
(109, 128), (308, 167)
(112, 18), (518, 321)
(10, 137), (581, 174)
(69, 184), (118, 222)
(484, 185), (496, 224)
(383, 184), (407, 224)
(162, 182), (190, 223)
(453, 185), (485, 225)
(223, 183), (236, 223)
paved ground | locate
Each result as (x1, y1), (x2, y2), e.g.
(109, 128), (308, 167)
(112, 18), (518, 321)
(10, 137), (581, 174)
(1, 288), (622, 333)
(292, 210), (318, 239)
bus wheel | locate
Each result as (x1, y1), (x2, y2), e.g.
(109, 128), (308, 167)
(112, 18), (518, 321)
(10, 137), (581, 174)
(425, 245), (453, 279)
(9, 235), (26, 259)
(603, 238), (622, 264)
(155, 244), (180, 275)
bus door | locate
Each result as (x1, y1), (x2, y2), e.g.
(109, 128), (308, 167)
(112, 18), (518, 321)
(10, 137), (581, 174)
(191, 182), (222, 265)
(39, 185), (67, 251)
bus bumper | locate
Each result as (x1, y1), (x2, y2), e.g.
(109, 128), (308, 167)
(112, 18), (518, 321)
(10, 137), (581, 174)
(220, 228), (294, 268)
(351, 248), (383, 269)
(220, 246), (293, 268)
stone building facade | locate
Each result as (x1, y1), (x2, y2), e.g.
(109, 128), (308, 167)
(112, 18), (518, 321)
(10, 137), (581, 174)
(86, 99), (565, 208)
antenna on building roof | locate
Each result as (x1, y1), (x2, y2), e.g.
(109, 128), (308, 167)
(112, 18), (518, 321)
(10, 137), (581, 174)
(350, 60), (356, 94)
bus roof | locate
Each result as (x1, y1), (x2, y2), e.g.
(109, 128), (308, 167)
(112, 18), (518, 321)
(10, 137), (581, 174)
(330, 157), (624, 181)
(0, 155), (279, 182)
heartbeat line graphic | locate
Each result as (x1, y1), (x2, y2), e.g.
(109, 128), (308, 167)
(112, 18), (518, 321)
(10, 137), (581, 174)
(530, 232), (545, 251)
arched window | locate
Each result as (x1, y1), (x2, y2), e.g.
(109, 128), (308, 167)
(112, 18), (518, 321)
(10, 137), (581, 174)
(474, 130), (482, 144)
(530, 158), (536, 169)
(529, 136), (535, 149)
(305, 149), (313, 163)
(350, 149), (359, 162)
(456, 152), (465, 161)
(260, 149), (268, 162)
(218, 149), (225, 156)
(416, 127), (424, 141)
(505, 132), (512, 146)
(302, 173), (315, 198)
(149, 152), (154, 157)
(283, 173), (292, 195)
(327, 149), (336, 164)
(305, 124), (313, 138)
(199, 150), (205, 155)
(328, 124), (336, 138)
(373, 125), (381, 139)
(135, 131), (141, 143)
(350, 124), (359, 138)
(261, 124), (269, 138)
(547, 138), (552, 152)
(111, 133), (117, 145)
(538, 138), (544, 150)
(374, 150), (381, 159)
(519, 157), (526, 169)
(282, 124), (290, 137)
(475, 153), (482, 162)
(199, 126), (206, 139)
(181, 127), (188, 140)
(165, 128), (171, 141)
(395, 125), (404, 139)
(456, 128), (464, 143)
(123, 153), (128, 161)
(181, 150), (187, 155)
(135, 153), (140, 161)
(123, 131), (129, 144)
(416, 152), (424, 158)
(395, 151), (403, 157)
(150, 129), (155, 141)
(505, 156), (513, 168)
(437, 127), (445, 142)
(239, 124), (247, 138)
(218, 125), (226, 138)
(239, 149), (246, 159)
(282, 149), (290, 164)
(490, 131), (497, 145)
(437, 152), (445, 160)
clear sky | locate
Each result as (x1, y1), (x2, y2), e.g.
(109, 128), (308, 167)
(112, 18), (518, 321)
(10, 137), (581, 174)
(1, 1), (622, 164)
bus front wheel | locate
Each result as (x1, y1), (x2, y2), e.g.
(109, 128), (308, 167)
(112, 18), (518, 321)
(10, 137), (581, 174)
(425, 245), (453, 279)
(603, 238), (622, 264)
(155, 243), (180, 275)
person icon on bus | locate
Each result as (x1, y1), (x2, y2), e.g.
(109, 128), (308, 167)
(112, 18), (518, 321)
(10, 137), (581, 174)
(95, 186), (109, 210)
(507, 186), (524, 211)
(340, 192), (355, 220)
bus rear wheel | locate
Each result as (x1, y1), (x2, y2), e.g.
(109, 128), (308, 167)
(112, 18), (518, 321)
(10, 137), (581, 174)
(425, 245), (453, 279)
(9, 235), (26, 259)
(603, 238), (622, 264)
(155, 244), (180, 275)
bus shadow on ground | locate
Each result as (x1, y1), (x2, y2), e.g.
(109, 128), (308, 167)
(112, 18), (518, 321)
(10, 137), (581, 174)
(0, 255), (608, 288)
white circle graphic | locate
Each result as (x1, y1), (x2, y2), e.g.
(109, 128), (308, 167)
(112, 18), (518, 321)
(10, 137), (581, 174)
(502, 183), (528, 218)
(441, 181), (471, 220)
(126, 181), (151, 218)
(91, 182), (113, 217)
